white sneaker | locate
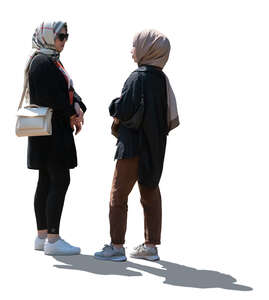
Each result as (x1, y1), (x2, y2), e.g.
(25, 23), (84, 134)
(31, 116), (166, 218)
(130, 244), (160, 261)
(34, 236), (46, 251)
(44, 238), (81, 256)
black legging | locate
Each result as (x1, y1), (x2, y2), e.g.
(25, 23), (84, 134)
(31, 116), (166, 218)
(34, 166), (70, 234)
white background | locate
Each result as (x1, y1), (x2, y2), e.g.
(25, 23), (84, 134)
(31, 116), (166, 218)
(1, 0), (268, 299)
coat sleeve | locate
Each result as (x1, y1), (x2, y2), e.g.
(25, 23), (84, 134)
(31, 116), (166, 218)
(30, 58), (76, 117)
(109, 72), (142, 122)
(73, 89), (87, 113)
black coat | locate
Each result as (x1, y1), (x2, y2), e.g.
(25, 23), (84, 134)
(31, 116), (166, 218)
(27, 54), (86, 169)
(109, 65), (168, 188)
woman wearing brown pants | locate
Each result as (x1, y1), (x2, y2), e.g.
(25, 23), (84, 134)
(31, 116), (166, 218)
(95, 29), (179, 262)
(109, 156), (162, 247)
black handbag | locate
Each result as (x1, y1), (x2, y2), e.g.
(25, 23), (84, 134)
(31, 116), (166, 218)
(111, 75), (144, 138)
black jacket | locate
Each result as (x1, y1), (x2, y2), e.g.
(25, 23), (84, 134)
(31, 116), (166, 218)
(27, 54), (86, 169)
(109, 65), (168, 187)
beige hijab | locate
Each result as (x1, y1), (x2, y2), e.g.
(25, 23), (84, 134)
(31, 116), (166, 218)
(133, 29), (179, 131)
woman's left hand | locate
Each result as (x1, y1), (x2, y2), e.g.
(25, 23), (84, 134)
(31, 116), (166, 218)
(74, 118), (82, 135)
(70, 115), (83, 135)
(74, 102), (84, 124)
(113, 117), (120, 124)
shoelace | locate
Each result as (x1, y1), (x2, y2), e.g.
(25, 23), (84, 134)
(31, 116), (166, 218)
(102, 244), (113, 251)
(134, 244), (145, 251)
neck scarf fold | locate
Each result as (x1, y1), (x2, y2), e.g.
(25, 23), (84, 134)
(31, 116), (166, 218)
(20, 21), (74, 107)
(54, 61), (74, 104)
(133, 29), (179, 131)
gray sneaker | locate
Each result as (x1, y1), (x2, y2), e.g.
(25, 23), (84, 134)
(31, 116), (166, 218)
(130, 244), (160, 261)
(94, 243), (127, 262)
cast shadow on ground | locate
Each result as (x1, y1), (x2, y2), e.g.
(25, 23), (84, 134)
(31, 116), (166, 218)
(53, 255), (252, 291)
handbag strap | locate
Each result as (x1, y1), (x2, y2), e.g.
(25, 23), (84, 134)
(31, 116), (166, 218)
(18, 55), (37, 110)
(18, 80), (27, 110)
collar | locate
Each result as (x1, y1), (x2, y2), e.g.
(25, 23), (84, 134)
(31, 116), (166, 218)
(137, 64), (163, 72)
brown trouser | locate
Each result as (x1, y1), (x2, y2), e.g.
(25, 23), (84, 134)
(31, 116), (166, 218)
(109, 156), (162, 245)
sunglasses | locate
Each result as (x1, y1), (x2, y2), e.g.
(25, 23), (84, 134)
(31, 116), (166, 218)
(57, 33), (69, 41)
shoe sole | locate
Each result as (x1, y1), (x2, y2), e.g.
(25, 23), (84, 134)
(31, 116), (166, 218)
(44, 249), (81, 256)
(45, 252), (81, 256)
(94, 255), (127, 262)
(35, 248), (44, 251)
(130, 255), (160, 261)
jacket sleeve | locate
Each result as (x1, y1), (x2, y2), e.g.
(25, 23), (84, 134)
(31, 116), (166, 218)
(30, 57), (76, 117)
(109, 72), (142, 122)
(73, 89), (87, 113)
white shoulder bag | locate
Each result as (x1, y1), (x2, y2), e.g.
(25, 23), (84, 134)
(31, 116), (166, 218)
(16, 80), (53, 137)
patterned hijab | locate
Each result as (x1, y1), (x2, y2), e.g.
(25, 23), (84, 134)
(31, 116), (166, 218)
(133, 29), (179, 131)
(20, 21), (71, 107)
(31, 21), (66, 60)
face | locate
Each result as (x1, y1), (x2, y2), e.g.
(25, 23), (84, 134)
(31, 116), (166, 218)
(131, 47), (138, 63)
(54, 27), (68, 52)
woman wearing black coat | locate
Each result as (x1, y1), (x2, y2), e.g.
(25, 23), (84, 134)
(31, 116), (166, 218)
(25, 21), (86, 255)
(94, 29), (179, 261)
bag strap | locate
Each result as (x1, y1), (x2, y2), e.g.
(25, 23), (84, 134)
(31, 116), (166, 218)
(18, 55), (37, 110)
(17, 80), (27, 110)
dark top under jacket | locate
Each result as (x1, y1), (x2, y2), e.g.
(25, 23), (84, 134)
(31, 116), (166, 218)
(109, 65), (168, 188)
(27, 54), (87, 170)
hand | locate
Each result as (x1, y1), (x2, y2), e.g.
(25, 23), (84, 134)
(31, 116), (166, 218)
(74, 118), (82, 135)
(77, 109), (84, 125)
(114, 117), (120, 124)
(74, 102), (84, 125)
(70, 115), (82, 135)
(70, 115), (76, 131)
